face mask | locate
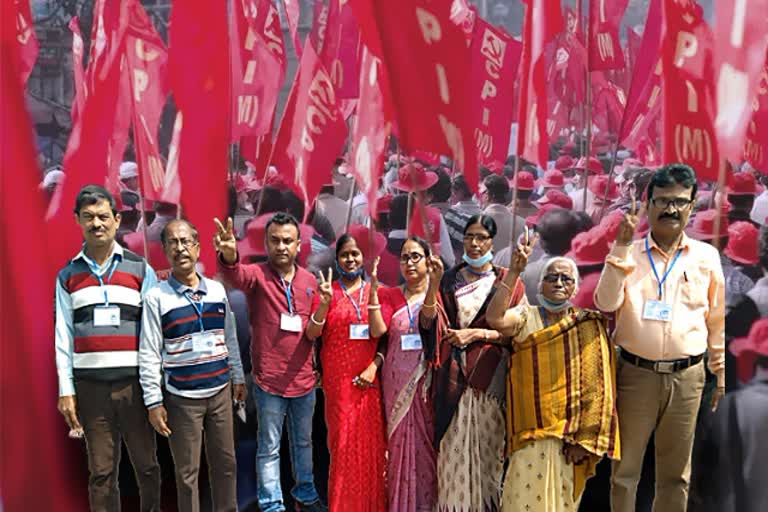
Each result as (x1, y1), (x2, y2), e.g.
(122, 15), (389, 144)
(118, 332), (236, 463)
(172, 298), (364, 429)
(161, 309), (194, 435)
(537, 294), (573, 313)
(335, 260), (364, 280)
(462, 250), (494, 268)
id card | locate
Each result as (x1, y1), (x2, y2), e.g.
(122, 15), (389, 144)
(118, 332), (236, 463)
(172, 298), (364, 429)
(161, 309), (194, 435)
(349, 323), (370, 340)
(280, 313), (303, 332)
(401, 333), (423, 351)
(643, 300), (672, 322)
(93, 305), (121, 327)
(191, 331), (217, 353)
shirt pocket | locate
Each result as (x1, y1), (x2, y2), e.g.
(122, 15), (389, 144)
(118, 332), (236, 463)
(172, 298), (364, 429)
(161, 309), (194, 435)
(680, 273), (708, 309)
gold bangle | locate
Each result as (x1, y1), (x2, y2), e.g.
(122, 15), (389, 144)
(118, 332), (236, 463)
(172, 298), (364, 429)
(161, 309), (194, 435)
(422, 301), (437, 309)
(367, 304), (381, 310)
(310, 313), (326, 326)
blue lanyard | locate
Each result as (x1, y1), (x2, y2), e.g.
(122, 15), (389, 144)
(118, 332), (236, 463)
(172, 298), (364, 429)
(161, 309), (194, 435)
(540, 306), (549, 327)
(280, 276), (294, 315)
(82, 254), (119, 305)
(645, 235), (683, 300)
(339, 279), (365, 321)
(404, 298), (417, 333)
(183, 292), (205, 332)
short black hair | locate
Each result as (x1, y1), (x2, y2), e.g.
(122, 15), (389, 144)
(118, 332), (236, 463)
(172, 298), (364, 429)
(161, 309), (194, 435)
(256, 186), (283, 215)
(265, 212), (300, 237)
(647, 163), (698, 202)
(538, 209), (590, 256)
(75, 185), (117, 216)
(760, 225), (768, 271)
(484, 174), (510, 204)
(428, 167), (452, 203)
(389, 194), (409, 230)
(452, 175), (473, 201)
(400, 236), (431, 258)
(336, 233), (359, 258)
(727, 194), (755, 213)
(160, 219), (199, 246)
(464, 214), (498, 238)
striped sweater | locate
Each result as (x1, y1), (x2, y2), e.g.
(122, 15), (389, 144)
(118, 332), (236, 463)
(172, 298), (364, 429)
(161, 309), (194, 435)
(55, 243), (157, 396)
(139, 274), (244, 407)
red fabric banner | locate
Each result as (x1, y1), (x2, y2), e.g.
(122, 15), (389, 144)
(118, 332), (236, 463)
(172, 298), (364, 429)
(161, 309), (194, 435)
(350, 45), (392, 220)
(169, 1), (230, 275)
(272, 43), (348, 207)
(319, 0), (362, 99)
(353, 0), (478, 191)
(1, 5), (86, 508)
(125, 3), (170, 203)
(308, 0), (330, 53)
(469, 17), (521, 167)
(627, 26), (642, 77)
(713, 0), (768, 161)
(661, 0), (719, 181)
(281, 0), (303, 57)
(745, 55), (768, 172)
(230, 0), (287, 140)
(14, 0), (38, 84)
(592, 71), (627, 136)
(588, 0), (629, 71)
(68, 17), (87, 125)
(517, 0), (563, 168)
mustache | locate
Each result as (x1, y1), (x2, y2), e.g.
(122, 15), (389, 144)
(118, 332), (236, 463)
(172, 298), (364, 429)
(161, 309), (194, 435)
(659, 212), (680, 220)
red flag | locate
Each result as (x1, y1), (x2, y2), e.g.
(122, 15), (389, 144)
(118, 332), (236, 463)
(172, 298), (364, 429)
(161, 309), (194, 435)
(1, 5), (86, 509)
(69, 17), (87, 125)
(469, 17), (521, 167)
(230, 0), (287, 140)
(319, 0), (362, 99)
(125, 3), (170, 204)
(281, 0), (303, 57)
(627, 26), (643, 76)
(169, 1), (230, 275)
(272, 43), (348, 208)
(14, 0), (38, 84)
(592, 72), (627, 136)
(308, 0), (331, 52)
(350, 45), (392, 220)
(588, 0), (629, 71)
(661, 0), (719, 181)
(745, 55), (768, 172)
(353, 0), (478, 191)
(517, 0), (564, 168)
(713, 0), (768, 161)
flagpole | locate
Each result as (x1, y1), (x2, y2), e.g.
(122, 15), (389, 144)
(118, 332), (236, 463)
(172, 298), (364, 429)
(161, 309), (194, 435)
(508, 156), (522, 260)
(405, 191), (413, 237)
(343, 177), (357, 233)
(711, 160), (728, 250)
(581, 0), (592, 212)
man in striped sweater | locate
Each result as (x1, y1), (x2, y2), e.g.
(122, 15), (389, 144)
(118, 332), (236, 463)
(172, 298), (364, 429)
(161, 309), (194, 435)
(139, 219), (245, 512)
(55, 185), (161, 511)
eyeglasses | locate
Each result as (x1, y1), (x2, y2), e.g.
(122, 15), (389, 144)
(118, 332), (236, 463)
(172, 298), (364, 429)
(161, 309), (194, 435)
(164, 238), (198, 249)
(543, 273), (575, 285)
(463, 234), (492, 243)
(399, 252), (425, 264)
(650, 197), (692, 210)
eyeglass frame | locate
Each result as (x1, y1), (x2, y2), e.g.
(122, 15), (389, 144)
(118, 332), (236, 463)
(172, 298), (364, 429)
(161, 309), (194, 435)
(399, 252), (426, 264)
(163, 237), (199, 250)
(463, 233), (493, 243)
(649, 196), (693, 210)
(542, 273), (576, 285)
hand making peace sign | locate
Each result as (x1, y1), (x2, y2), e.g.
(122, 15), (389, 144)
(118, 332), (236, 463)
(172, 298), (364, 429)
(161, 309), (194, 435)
(317, 267), (334, 306)
(616, 194), (646, 246)
(213, 217), (237, 264)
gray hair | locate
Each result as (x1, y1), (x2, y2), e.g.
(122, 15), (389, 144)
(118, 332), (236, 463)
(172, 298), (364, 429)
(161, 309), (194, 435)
(538, 256), (580, 295)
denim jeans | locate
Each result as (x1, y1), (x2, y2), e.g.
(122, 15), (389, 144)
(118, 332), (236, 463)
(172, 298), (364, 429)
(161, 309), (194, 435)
(252, 382), (320, 512)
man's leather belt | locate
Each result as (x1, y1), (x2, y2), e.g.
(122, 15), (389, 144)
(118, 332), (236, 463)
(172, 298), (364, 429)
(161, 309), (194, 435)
(620, 349), (704, 374)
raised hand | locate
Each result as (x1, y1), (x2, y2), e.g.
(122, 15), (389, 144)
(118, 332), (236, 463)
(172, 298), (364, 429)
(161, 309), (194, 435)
(213, 217), (237, 264)
(426, 255), (444, 284)
(510, 226), (538, 274)
(318, 267), (333, 305)
(616, 195), (646, 246)
(369, 257), (381, 292)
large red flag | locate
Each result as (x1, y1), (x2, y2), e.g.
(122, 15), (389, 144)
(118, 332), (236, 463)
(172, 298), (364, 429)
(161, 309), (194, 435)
(745, 55), (768, 172)
(1, 3), (87, 509)
(713, 0), (768, 161)
(517, 0), (563, 168)
(308, 0), (330, 52)
(68, 17), (87, 125)
(626, 26), (643, 77)
(469, 17), (521, 168)
(661, 0), (719, 181)
(230, 0), (286, 140)
(169, 1), (230, 275)
(14, 0), (38, 84)
(272, 43), (348, 208)
(125, 3), (170, 204)
(588, 0), (629, 71)
(319, 0), (362, 99)
(352, 0), (478, 191)
(281, 0), (303, 57)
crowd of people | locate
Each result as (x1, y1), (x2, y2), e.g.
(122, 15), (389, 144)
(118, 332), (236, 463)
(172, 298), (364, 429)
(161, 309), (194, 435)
(50, 149), (768, 512)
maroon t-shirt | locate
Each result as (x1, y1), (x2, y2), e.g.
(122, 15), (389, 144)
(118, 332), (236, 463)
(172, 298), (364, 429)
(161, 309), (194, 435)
(218, 258), (318, 397)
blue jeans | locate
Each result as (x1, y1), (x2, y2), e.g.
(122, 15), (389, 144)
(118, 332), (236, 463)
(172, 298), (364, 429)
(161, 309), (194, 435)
(252, 382), (320, 512)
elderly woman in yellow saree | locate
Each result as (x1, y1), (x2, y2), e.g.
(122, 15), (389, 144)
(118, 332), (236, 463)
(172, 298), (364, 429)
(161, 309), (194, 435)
(487, 229), (620, 512)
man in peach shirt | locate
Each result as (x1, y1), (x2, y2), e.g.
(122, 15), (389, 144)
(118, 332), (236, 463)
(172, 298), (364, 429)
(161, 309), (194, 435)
(594, 164), (725, 512)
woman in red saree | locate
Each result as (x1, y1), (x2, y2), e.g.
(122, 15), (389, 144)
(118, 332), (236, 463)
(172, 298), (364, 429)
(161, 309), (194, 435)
(306, 228), (387, 511)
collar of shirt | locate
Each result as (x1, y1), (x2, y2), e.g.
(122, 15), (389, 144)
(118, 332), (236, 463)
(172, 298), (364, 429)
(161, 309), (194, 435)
(484, 203), (512, 215)
(73, 241), (124, 269)
(168, 273), (208, 297)
(641, 232), (692, 257)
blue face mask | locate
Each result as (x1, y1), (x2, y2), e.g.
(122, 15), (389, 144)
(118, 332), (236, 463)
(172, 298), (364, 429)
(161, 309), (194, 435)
(537, 294), (573, 313)
(462, 250), (494, 268)
(335, 260), (364, 280)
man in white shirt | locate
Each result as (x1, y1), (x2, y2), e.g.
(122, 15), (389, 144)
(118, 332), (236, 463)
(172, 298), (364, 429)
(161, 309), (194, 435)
(481, 174), (525, 253)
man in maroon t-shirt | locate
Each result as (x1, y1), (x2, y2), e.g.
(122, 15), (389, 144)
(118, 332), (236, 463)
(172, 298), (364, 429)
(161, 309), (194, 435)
(215, 212), (326, 512)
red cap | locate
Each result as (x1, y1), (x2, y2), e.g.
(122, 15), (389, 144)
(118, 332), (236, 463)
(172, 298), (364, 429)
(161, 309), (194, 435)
(587, 175), (620, 201)
(391, 163), (439, 192)
(377, 194), (393, 214)
(337, 224), (386, 258)
(724, 221), (759, 265)
(573, 156), (603, 174)
(728, 172), (757, 195)
(554, 155), (575, 171)
(537, 169), (566, 188)
(565, 212), (623, 267)
(512, 171), (536, 191)
(535, 189), (573, 210)
(730, 319), (768, 383)
(686, 209), (729, 241)
(560, 141), (577, 155)
(526, 203), (561, 227)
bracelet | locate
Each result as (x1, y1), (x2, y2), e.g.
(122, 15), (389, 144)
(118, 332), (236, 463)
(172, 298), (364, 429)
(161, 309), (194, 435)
(375, 352), (385, 366)
(483, 329), (489, 341)
(422, 301), (437, 309)
(496, 280), (514, 293)
(310, 313), (326, 326)
(367, 304), (381, 310)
